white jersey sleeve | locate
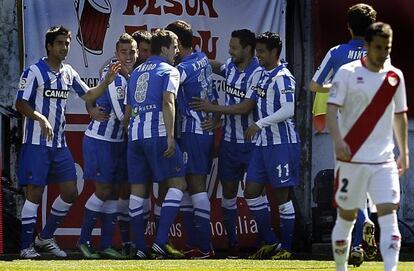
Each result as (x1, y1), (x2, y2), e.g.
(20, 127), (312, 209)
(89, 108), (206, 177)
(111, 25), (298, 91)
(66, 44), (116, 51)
(327, 66), (349, 107)
(393, 70), (408, 113)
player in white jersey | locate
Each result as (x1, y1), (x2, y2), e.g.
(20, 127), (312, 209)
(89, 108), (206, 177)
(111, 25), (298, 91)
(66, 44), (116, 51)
(190, 29), (260, 258)
(78, 33), (137, 259)
(15, 26), (120, 259)
(310, 4), (379, 264)
(327, 23), (408, 271)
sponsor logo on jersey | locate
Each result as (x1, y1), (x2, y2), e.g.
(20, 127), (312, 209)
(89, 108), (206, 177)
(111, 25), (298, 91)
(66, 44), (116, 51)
(224, 85), (246, 98)
(256, 87), (266, 98)
(43, 88), (70, 99)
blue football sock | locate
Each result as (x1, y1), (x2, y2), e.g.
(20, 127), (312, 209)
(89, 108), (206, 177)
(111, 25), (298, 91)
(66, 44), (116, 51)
(20, 200), (39, 249)
(129, 195), (147, 252)
(352, 209), (367, 247)
(180, 192), (197, 248)
(100, 200), (118, 250)
(246, 196), (277, 245)
(279, 200), (295, 251)
(155, 188), (183, 246)
(79, 194), (104, 244)
(117, 199), (130, 245)
(192, 192), (212, 253)
(222, 197), (238, 246)
(40, 196), (71, 240)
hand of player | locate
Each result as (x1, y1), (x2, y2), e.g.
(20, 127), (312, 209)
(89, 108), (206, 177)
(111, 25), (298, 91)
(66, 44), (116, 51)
(244, 123), (261, 140)
(88, 106), (109, 122)
(189, 97), (214, 112)
(103, 61), (122, 85)
(397, 153), (409, 176)
(163, 136), (176, 158)
(334, 139), (352, 161)
(39, 116), (54, 141)
(201, 116), (217, 131)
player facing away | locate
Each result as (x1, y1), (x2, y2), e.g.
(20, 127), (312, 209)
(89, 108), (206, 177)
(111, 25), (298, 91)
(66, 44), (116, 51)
(115, 30), (152, 258)
(244, 32), (300, 260)
(77, 33), (137, 259)
(309, 3), (378, 263)
(165, 20), (217, 259)
(327, 22), (408, 271)
(15, 26), (121, 259)
(190, 29), (261, 258)
(125, 29), (187, 259)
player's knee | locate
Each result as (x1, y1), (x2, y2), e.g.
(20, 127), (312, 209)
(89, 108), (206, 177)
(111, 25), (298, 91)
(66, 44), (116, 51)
(61, 187), (79, 203)
(243, 188), (261, 199)
(222, 182), (238, 198)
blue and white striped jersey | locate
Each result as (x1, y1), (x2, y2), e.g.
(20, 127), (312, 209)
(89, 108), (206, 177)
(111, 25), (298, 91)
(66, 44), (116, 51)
(220, 57), (260, 143)
(177, 51), (217, 135)
(126, 56), (180, 141)
(85, 68), (126, 142)
(16, 58), (89, 148)
(312, 39), (365, 85)
(248, 63), (300, 146)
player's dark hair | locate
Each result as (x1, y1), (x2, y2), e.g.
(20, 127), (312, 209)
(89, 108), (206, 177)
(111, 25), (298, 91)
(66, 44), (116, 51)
(165, 20), (193, 48)
(45, 26), (71, 55)
(132, 30), (152, 45)
(150, 29), (177, 55)
(365, 22), (393, 44)
(347, 3), (377, 37)
(256, 31), (283, 58)
(231, 29), (256, 55)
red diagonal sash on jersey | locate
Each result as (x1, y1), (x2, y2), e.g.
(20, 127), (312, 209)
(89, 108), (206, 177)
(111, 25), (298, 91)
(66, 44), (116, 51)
(344, 70), (400, 160)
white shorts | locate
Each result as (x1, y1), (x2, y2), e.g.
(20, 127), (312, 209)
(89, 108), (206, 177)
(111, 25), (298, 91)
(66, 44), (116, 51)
(334, 161), (400, 210)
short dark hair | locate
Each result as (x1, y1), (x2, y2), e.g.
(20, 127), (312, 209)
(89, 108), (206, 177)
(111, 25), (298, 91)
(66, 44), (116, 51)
(347, 3), (377, 37)
(365, 22), (393, 43)
(150, 29), (177, 55)
(256, 31), (282, 57)
(131, 30), (152, 45)
(165, 20), (193, 48)
(116, 33), (137, 50)
(231, 29), (256, 55)
(45, 26), (71, 55)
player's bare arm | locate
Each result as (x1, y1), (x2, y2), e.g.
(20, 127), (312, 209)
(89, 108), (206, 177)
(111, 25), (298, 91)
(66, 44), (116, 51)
(326, 103), (351, 161)
(81, 62), (122, 102)
(162, 91), (176, 158)
(123, 105), (132, 132)
(190, 97), (255, 115)
(85, 100), (109, 122)
(309, 80), (331, 93)
(393, 112), (409, 176)
(15, 99), (53, 141)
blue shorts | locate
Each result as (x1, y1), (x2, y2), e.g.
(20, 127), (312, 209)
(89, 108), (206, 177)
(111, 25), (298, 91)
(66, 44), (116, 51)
(218, 140), (254, 182)
(246, 143), (300, 188)
(178, 133), (213, 175)
(127, 137), (185, 184)
(83, 136), (127, 184)
(18, 144), (77, 187)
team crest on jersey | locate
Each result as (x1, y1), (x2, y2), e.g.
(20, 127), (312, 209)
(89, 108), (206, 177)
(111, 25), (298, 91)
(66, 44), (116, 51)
(135, 72), (150, 103)
(18, 78), (27, 90)
(116, 86), (125, 100)
(61, 71), (72, 85)
(387, 74), (399, 87)
(329, 82), (339, 98)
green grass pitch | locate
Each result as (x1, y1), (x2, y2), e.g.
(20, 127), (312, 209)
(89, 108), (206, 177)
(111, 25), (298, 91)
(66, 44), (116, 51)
(1, 260), (414, 271)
